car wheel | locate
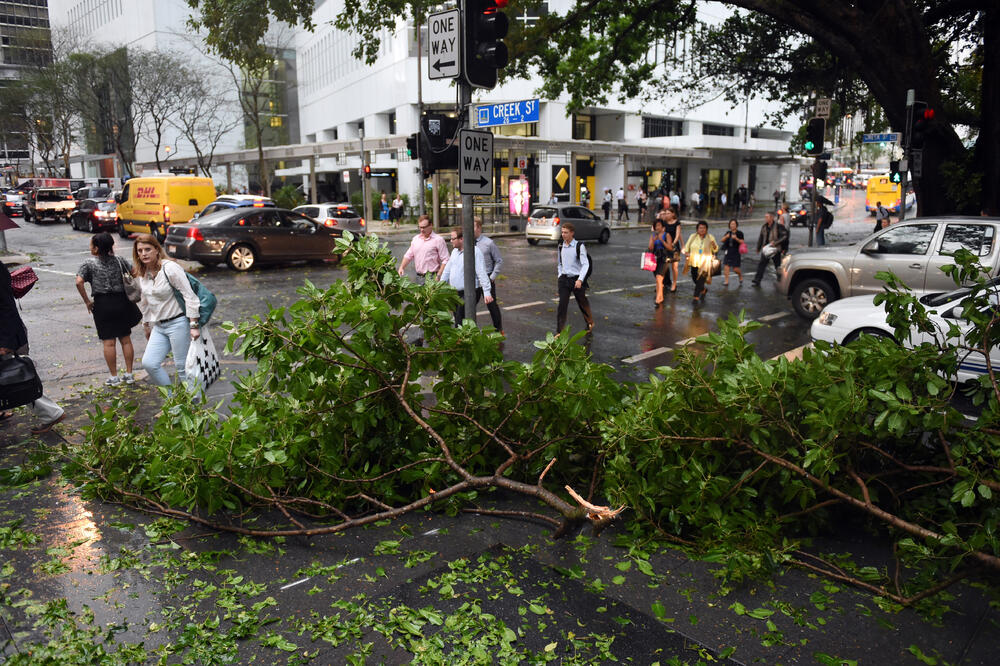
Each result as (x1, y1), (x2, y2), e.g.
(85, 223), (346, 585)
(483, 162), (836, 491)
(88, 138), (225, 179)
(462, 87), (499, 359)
(843, 327), (895, 344)
(88, 218), (96, 233)
(791, 278), (835, 319)
(227, 244), (257, 271)
(527, 238), (539, 246)
(598, 229), (610, 244)
(69, 216), (76, 230)
(117, 221), (129, 239)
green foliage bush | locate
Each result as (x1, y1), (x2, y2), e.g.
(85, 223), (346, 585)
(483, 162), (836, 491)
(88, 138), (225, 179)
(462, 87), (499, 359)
(272, 184), (304, 210)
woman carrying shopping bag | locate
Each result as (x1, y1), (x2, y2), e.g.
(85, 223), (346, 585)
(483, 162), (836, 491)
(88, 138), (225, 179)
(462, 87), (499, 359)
(647, 213), (674, 307)
(132, 234), (202, 386)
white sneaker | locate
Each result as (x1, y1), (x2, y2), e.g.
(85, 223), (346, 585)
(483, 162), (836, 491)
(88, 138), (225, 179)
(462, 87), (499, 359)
(123, 372), (135, 385)
(105, 376), (121, 386)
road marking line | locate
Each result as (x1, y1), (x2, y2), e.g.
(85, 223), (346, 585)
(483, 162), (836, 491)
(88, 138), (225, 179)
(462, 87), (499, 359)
(32, 267), (77, 277)
(623, 347), (672, 364)
(759, 311), (790, 322)
(675, 337), (698, 346)
(280, 578), (310, 590)
(594, 288), (625, 294)
(504, 300), (545, 311)
(630, 283), (655, 289)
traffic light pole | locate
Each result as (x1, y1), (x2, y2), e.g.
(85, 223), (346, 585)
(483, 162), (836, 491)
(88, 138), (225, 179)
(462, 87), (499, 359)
(359, 129), (372, 227)
(900, 89), (914, 222)
(460, 75), (476, 323)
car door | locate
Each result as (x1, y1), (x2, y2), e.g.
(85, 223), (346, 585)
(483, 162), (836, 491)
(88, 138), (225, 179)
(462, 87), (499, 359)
(281, 210), (331, 258)
(577, 207), (604, 239)
(850, 223), (938, 295)
(243, 209), (288, 259)
(564, 207), (593, 240)
(74, 200), (95, 228)
(924, 223), (999, 292)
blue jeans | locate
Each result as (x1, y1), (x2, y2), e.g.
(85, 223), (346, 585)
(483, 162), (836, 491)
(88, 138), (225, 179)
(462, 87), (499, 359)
(816, 227), (826, 246)
(142, 315), (192, 386)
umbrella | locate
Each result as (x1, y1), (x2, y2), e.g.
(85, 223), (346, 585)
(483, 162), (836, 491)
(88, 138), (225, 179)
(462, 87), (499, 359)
(0, 211), (19, 231)
(814, 194), (834, 206)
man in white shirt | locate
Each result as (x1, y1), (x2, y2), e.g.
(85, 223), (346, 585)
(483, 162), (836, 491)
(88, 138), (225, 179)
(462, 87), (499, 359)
(556, 222), (594, 333)
(616, 187), (629, 221)
(440, 226), (493, 327)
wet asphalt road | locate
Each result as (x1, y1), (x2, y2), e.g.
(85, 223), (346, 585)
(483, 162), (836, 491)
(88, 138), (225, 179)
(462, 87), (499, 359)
(5, 189), (876, 393)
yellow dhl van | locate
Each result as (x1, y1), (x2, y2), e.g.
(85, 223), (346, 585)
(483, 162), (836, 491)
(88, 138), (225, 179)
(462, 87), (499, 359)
(116, 174), (217, 239)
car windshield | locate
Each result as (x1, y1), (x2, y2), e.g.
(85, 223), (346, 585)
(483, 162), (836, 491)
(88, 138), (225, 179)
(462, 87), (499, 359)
(529, 208), (559, 219)
(920, 277), (1000, 306)
(97, 202), (116, 212)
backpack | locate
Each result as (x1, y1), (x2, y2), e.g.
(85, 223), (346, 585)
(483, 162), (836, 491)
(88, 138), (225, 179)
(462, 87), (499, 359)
(171, 272), (217, 328)
(820, 207), (834, 229)
(559, 242), (593, 286)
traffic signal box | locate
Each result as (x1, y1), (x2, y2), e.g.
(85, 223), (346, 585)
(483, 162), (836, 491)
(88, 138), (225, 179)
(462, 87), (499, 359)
(363, 164), (372, 179)
(889, 160), (902, 184)
(804, 117), (825, 156)
(463, 0), (509, 89)
(910, 102), (934, 150)
(419, 113), (460, 176)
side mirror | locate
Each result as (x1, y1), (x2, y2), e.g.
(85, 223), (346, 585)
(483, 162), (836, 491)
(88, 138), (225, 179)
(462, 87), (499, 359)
(114, 194), (121, 204)
(942, 305), (964, 320)
(862, 240), (879, 254)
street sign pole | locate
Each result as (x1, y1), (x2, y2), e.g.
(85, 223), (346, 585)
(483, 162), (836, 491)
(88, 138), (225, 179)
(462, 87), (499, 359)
(460, 76), (476, 323)
(900, 88), (914, 222)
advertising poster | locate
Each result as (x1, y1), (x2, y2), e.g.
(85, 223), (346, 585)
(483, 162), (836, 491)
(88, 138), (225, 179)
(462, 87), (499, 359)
(509, 178), (531, 217)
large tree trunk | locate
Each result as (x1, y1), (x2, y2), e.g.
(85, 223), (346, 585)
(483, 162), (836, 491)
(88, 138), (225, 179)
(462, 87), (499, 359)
(975, 7), (999, 216)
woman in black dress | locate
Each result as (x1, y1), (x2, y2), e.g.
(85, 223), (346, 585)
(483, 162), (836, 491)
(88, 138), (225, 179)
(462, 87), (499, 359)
(720, 218), (745, 286)
(75, 232), (142, 386)
(648, 214), (674, 307)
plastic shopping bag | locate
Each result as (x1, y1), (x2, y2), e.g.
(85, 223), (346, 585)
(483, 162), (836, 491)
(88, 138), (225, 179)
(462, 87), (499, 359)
(641, 252), (657, 271)
(185, 328), (221, 391)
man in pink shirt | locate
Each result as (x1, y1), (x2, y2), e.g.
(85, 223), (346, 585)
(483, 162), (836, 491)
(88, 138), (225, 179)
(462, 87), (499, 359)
(398, 215), (449, 284)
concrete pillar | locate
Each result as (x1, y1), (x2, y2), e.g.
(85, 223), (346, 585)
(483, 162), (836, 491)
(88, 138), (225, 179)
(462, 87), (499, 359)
(309, 156), (317, 204)
(226, 163), (232, 193)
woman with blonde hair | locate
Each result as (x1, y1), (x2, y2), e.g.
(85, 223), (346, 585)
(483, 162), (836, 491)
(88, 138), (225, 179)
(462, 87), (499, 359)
(132, 233), (201, 386)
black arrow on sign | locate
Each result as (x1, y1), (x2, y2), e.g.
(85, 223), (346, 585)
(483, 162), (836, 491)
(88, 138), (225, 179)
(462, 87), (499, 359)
(463, 175), (488, 188)
(432, 59), (455, 73)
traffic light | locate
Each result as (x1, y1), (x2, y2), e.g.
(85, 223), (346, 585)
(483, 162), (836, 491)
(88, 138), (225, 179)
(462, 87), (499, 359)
(910, 102), (934, 149)
(889, 160), (902, 184)
(406, 134), (418, 160)
(421, 112), (459, 173)
(804, 117), (825, 156)
(363, 164), (372, 179)
(812, 160), (828, 183)
(463, 0), (509, 89)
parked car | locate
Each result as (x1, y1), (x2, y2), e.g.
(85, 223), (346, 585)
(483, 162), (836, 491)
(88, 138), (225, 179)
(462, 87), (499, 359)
(778, 217), (1000, 319)
(74, 186), (112, 201)
(525, 204), (611, 245)
(293, 203), (366, 236)
(70, 200), (118, 233)
(810, 279), (1000, 384)
(2, 194), (27, 218)
(163, 207), (342, 271)
(26, 188), (76, 223)
(193, 194), (276, 220)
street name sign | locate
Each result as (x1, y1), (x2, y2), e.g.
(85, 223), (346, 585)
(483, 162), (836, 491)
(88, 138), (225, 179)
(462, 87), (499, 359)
(862, 132), (900, 143)
(815, 97), (831, 118)
(428, 9), (460, 80)
(459, 129), (493, 195)
(475, 99), (540, 128)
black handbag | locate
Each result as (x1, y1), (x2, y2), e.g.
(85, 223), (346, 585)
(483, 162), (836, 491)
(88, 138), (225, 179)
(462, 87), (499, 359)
(0, 353), (44, 410)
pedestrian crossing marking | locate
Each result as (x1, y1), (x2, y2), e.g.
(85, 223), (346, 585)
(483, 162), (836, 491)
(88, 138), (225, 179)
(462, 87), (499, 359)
(675, 337), (698, 346)
(759, 311), (790, 322)
(623, 347), (672, 364)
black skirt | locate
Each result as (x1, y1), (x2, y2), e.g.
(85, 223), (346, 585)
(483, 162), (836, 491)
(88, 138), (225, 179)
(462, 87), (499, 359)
(92, 292), (142, 340)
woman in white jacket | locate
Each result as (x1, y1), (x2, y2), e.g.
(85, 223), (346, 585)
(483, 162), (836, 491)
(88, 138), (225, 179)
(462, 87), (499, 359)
(132, 234), (201, 386)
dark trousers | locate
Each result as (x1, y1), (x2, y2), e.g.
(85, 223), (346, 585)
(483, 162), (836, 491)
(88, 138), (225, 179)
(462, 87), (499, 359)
(816, 226), (826, 246)
(617, 201), (629, 221)
(454, 288), (483, 327)
(556, 275), (594, 332)
(753, 251), (782, 283)
(484, 279), (503, 332)
(602, 202), (611, 220)
(690, 267), (707, 296)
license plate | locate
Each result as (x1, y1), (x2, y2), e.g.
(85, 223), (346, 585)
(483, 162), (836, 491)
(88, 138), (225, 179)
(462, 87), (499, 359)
(166, 245), (177, 255)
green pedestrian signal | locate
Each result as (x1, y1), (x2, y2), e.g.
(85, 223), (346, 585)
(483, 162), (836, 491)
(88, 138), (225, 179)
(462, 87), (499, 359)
(889, 160), (902, 183)
(804, 117), (825, 156)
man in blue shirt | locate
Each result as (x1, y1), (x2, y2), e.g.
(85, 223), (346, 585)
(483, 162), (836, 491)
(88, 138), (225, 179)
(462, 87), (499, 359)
(556, 222), (594, 333)
(441, 226), (493, 327)
(474, 217), (504, 335)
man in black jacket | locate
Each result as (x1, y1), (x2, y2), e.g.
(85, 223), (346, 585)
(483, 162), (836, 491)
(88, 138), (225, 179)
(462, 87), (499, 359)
(751, 213), (789, 287)
(0, 260), (65, 432)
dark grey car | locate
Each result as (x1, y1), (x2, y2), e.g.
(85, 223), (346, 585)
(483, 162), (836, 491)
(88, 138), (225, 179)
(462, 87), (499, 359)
(164, 207), (342, 271)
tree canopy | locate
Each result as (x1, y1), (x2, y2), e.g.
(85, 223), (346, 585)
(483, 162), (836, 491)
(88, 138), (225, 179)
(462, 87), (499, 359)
(184, 0), (995, 213)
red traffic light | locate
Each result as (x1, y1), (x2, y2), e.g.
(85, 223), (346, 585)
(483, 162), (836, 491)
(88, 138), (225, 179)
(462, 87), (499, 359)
(493, 0), (509, 7)
(922, 107), (935, 120)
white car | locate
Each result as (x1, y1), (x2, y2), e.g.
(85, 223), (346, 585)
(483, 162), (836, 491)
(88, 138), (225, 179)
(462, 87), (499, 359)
(810, 282), (1000, 384)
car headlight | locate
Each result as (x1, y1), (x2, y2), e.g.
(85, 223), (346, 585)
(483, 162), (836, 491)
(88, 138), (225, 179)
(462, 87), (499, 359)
(817, 311), (837, 326)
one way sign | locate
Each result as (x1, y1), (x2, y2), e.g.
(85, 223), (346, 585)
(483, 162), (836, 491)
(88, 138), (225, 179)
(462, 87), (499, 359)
(459, 129), (493, 195)
(427, 9), (459, 80)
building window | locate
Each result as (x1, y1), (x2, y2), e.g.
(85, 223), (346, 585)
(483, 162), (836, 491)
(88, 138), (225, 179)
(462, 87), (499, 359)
(572, 114), (593, 140)
(497, 123), (538, 138)
(643, 117), (683, 138)
(388, 112), (396, 135)
(702, 124), (735, 136)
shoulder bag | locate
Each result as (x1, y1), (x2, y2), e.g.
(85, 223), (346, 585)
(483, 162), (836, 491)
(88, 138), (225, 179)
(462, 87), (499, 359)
(9, 265), (38, 299)
(0, 353), (43, 410)
(117, 257), (141, 303)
